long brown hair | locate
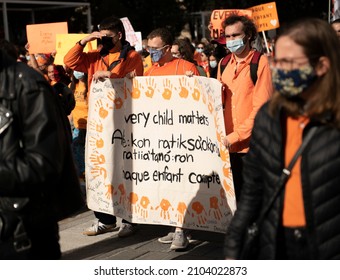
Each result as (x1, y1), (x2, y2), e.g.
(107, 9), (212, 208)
(269, 18), (340, 127)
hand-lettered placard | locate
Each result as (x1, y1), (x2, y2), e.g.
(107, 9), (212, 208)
(249, 2), (280, 32)
(85, 76), (236, 233)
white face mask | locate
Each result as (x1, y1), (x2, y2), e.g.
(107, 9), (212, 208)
(226, 36), (246, 54)
(209, 60), (217, 68)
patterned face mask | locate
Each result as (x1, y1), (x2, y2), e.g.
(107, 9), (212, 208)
(271, 64), (317, 98)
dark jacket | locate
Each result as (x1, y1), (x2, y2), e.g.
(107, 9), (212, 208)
(0, 51), (83, 231)
(224, 102), (340, 259)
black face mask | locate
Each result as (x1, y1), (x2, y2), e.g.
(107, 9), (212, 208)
(101, 37), (115, 51)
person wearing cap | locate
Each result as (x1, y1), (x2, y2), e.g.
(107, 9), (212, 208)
(64, 16), (144, 238)
(217, 14), (272, 201)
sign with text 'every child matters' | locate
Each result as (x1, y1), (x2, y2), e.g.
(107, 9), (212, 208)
(85, 76), (236, 233)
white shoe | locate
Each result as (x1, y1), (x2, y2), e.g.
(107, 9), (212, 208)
(118, 223), (136, 238)
(82, 220), (116, 236)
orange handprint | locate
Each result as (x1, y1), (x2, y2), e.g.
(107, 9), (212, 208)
(145, 77), (156, 98)
(209, 196), (222, 220)
(128, 192), (139, 214)
(139, 196), (151, 219)
(191, 201), (207, 225)
(192, 80), (201, 101)
(162, 79), (173, 100)
(118, 183), (128, 209)
(95, 99), (112, 119)
(219, 187), (230, 209)
(89, 151), (105, 165)
(107, 90), (123, 109)
(223, 179), (235, 198)
(89, 135), (104, 149)
(105, 184), (114, 199)
(128, 79), (143, 99)
(155, 198), (173, 220)
(90, 166), (107, 179)
(88, 120), (103, 133)
(175, 202), (189, 224)
(178, 76), (189, 98)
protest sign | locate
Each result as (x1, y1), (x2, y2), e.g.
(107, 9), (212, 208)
(85, 76), (236, 233)
(249, 2), (280, 32)
(26, 22), (68, 54)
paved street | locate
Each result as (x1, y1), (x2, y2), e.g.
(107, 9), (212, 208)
(58, 208), (225, 260)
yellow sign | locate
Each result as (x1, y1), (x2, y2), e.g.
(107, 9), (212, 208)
(26, 22), (68, 54)
(210, 9), (253, 39)
(249, 2), (280, 32)
(54, 34), (97, 65)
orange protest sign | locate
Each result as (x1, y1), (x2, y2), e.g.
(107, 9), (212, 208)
(249, 2), (280, 32)
(210, 9), (253, 39)
(26, 22), (68, 54)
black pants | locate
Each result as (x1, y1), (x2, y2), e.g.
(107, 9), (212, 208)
(230, 153), (246, 201)
(276, 226), (311, 259)
(94, 211), (133, 225)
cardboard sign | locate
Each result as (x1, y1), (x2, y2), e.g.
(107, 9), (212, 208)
(85, 76), (236, 233)
(54, 34), (97, 65)
(120, 17), (139, 46)
(26, 22), (68, 54)
(249, 2), (280, 32)
(210, 9), (253, 39)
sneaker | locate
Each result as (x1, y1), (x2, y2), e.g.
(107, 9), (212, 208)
(158, 232), (175, 244)
(118, 223), (136, 238)
(170, 231), (189, 250)
(158, 231), (192, 244)
(82, 220), (116, 236)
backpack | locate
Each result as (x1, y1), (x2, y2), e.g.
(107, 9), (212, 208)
(219, 50), (262, 85)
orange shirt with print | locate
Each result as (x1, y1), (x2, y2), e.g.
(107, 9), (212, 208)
(217, 50), (272, 153)
(283, 116), (309, 227)
(144, 58), (200, 76)
(64, 43), (144, 90)
(71, 81), (88, 130)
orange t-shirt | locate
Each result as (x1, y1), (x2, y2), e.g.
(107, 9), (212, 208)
(144, 58), (200, 76)
(282, 116), (309, 227)
(217, 50), (273, 153)
(71, 81), (88, 129)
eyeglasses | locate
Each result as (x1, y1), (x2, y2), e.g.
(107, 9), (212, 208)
(147, 45), (168, 52)
(269, 56), (310, 70)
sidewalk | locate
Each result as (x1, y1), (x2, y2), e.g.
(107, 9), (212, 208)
(58, 209), (225, 260)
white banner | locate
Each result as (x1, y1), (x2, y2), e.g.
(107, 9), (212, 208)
(85, 76), (236, 233)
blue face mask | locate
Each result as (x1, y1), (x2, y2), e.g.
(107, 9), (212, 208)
(226, 37), (246, 54)
(149, 49), (164, 63)
(271, 65), (317, 98)
(73, 71), (85, 80)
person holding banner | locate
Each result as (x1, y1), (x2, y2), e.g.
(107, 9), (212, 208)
(144, 27), (199, 250)
(225, 17), (340, 260)
(218, 14), (272, 201)
(64, 16), (144, 238)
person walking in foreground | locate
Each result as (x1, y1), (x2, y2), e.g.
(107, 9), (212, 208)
(217, 14), (272, 201)
(64, 16), (143, 238)
(224, 18), (340, 260)
(144, 28), (199, 250)
(0, 49), (83, 259)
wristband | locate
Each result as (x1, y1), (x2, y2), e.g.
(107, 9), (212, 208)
(78, 40), (86, 47)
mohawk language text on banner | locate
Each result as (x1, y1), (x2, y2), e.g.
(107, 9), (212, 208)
(85, 76), (236, 233)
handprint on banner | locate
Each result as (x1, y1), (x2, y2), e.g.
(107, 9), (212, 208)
(139, 196), (152, 219)
(192, 79), (201, 101)
(118, 183), (128, 209)
(88, 135), (104, 149)
(223, 179), (235, 198)
(94, 99), (113, 119)
(209, 196), (222, 220)
(178, 76), (190, 98)
(155, 198), (174, 220)
(219, 187), (230, 209)
(175, 202), (190, 224)
(127, 79), (143, 99)
(88, 119), (103, 133)
(128, 192), (139, 214)
(162, 78), (173, 100)
(89, 151), (105, 165)
(219, 143), (229, 162)
(191, 201), (207, 225)
(105, 184), (115, 199)
(90, 165), (107, 180)
(107, 90), (123, 109)
(145, 77), (156, 98)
